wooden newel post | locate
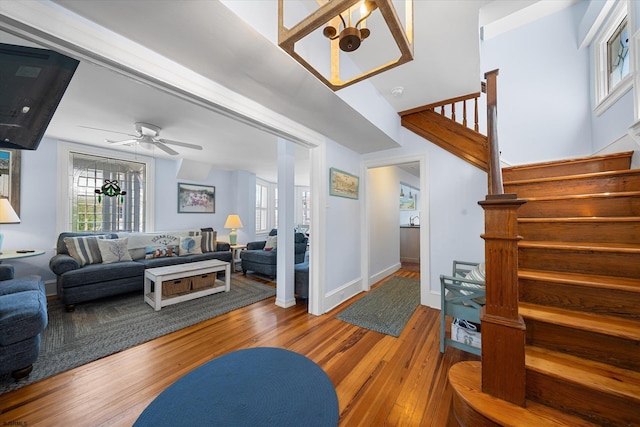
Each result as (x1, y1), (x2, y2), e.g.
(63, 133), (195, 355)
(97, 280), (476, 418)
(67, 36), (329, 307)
(478, 193), (527, 406)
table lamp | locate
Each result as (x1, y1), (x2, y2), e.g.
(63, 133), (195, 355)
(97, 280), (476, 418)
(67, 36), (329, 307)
(224, 214), (243, 245)
(0, 198), (20, 254)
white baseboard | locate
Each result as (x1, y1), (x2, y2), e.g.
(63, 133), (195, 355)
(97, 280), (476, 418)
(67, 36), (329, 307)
(369, 262), (401, 285)
(324, 277), (363, 313)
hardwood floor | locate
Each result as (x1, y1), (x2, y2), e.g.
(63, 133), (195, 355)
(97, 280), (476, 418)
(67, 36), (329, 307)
(0, 269), (479, 426)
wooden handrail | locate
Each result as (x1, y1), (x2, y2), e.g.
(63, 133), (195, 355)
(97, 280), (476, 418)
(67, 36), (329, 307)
(398, 92), (482, 133)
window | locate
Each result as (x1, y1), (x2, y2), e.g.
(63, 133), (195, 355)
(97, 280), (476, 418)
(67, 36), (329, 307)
(256, 181), (268, 233)
(594, 1), (631, 115)
(296, 187), (311, 226)
(255, 178), (278, 234)
(607, 17), (629, 91)
(69, 152), (147, 232)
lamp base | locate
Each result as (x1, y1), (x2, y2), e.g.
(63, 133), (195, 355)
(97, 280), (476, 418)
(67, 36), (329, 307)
(229, 229), (238, 245)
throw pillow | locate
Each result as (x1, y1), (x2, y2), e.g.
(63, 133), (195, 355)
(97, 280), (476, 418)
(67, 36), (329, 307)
(201, 230), (217, 253)
(144, 245), (176, 259)
(97, 237), (133, 264)
(179, 235), (202, 256)
(462, 263), (486, 305)
(264, 235), (277, 251)
(64, 235), (108, 266)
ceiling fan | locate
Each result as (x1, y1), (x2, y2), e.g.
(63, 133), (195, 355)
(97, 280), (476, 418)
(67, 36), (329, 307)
(80, 122), (203, 156)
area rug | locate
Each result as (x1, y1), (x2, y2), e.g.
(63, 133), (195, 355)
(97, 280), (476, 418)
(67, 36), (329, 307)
(336, 276), (420, 337)
(134, 347), (339, 427)
(0, 276), (275, 394)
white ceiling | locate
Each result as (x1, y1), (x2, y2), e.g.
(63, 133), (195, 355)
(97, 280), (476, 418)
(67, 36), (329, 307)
(0, 1), (567, 184)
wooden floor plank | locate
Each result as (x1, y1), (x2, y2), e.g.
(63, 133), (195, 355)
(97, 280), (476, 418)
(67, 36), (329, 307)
(0, 269), (479, 426)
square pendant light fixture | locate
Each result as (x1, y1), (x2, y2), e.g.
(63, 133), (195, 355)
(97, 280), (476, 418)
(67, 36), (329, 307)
(278, 0), (414, 91)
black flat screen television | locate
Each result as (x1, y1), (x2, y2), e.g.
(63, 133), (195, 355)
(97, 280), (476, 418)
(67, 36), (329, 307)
(0, 43), (79, 150)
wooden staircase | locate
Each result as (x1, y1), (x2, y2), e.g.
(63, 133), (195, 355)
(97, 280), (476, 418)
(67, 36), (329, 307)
(449, 151), (640, 426)
(399, 71), (640, 425)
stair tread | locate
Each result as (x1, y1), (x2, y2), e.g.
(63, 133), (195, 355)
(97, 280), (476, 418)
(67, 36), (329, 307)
(519, 302), (640, 340)
(502, 151), (633, 172)
(449, 361), (600, 426)
(519, 216), (640, 223)
(504, 169), (640, 186)
(523, 190), (640, 202)
(526, 346), (640, 402)
(519, 240), (640, 253)
(519, 269), (640, 293)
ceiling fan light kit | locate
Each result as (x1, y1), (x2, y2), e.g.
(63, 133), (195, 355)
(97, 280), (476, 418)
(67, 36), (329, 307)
(278, 0), (414, 91)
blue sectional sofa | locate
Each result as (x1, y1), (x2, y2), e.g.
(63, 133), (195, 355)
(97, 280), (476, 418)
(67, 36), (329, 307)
(0, 265), (48, 381)
(49, 230), (232, 311)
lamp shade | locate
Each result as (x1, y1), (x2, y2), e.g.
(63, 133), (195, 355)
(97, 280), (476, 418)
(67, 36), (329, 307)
(224, 214), (243, 229)
(0, 199), (20, 224)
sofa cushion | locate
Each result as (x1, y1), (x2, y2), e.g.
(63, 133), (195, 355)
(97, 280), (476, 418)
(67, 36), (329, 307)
(241, 249), (276, 265)
(60, 261), (145, 288)
(64, 235), (109, 266)
(97, 237), (133, 264)
(179, 236), (202, 256)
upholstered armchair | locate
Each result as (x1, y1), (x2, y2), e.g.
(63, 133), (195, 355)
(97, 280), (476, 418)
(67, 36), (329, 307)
(240, 229), (308, 278)
(0, 265), (48, 381)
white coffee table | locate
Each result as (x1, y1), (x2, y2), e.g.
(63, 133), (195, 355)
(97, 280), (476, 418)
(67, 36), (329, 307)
(144, 259), (231, 311)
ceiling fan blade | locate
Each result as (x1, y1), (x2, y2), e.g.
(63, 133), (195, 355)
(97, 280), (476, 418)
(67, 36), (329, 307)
(107, 138), (139, 146)
(79, 125), (138, 137)
(158, 138), (203, 150)
(154, 141), (180, 156)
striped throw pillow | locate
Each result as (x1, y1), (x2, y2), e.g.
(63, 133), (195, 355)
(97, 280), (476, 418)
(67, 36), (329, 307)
(201, 231), (217, 253)
(64, 235), (108, 266)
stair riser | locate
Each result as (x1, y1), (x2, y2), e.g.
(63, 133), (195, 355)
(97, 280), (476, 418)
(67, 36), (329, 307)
(504, 173), (640, 198)
(518, 221), (640, 244)
(524, 320), (640, 371)
(518, 195), (640, 218)
(503, 155), (632, 182)
(519, 279), (640, 319)
(526, 370), (639, 427)
(518, 247), (640, 279)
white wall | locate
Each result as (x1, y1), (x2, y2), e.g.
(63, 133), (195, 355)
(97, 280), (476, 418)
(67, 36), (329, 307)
(480, 1), (593, 165)
(368, 167), (401, 281)
(324, 140), (362, 294)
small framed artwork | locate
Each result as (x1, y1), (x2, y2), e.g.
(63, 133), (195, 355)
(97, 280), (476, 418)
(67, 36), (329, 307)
(329, 167), (359, 199)
(177, 183), (215, 213)
(0, 149), (21, 216)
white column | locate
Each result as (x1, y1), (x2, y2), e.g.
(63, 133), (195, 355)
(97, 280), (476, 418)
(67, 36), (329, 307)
(275, 138), (296, 308)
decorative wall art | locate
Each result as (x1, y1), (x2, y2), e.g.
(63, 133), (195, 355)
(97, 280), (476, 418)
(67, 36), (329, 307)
(178, 183), (215, 213)
(0, 149), (21, 216)
(329, 167), (359, 199)
(400, 183), (417, 210)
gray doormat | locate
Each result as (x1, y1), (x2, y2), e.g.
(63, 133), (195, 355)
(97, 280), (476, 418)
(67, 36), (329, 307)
(0, 275), (275, 394)
(336, 276), (420, 337)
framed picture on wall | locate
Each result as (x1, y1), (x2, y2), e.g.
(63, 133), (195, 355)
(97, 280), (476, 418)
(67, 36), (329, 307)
(177, 183), (215, 213)
(0, 149), (21, 216)
(329, 167), (359, 199)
